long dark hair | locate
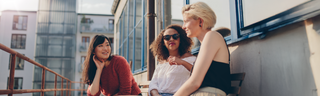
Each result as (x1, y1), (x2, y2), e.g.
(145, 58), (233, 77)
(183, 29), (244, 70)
(82, 35), (113, 85)
(150, 24), (193, 61)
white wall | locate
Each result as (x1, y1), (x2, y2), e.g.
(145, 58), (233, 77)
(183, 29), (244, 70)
(0, 11), (37, 96)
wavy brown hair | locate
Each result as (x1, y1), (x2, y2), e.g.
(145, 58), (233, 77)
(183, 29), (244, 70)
(82, 35), (113, 85)
(150, 24), (193, 61)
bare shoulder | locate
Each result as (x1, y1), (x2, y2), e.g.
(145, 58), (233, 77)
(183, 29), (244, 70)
(206, 31), (224, 39)
(204, 31), (225, 44)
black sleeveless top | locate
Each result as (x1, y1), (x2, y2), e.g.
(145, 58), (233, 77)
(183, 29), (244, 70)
(191, 36), (231, 94)
(196, 60), (231, 94)
(191, 47), (231, 93)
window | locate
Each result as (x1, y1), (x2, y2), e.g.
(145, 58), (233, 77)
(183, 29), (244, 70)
(109, 19), (114, 31)
(117, 0), (148, 73)
(82, 36), (90, 44)
(11, 34), (26, 49)
(109, 37), (114, 53)
(234, 0), (320, 41)
(12, 15), (28, 30)
(79, 56), (86, 72)
(81, 56), (86, 63)
(7, 77), (23, 89)
(80, 36), (90, 51)
(9, 54), (24, 70)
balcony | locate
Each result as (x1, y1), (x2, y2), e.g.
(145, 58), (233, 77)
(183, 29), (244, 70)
(79, 42), (89, 52)
(79, 23), (114, 33)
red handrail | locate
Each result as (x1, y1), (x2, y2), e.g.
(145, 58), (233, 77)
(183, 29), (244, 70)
(0, 43), (86, 96)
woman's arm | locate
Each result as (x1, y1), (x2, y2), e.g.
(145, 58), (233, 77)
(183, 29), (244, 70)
(116, 56), (134, 95)
(148, 61), (162, 96)
(150, 89), (162, 96)
(174, 31), (225, 96)
(88, 55), (104, 96)
(168, 56), (193, 71)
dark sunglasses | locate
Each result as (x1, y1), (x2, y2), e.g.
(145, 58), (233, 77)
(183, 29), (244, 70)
(163, 34), (180, 40)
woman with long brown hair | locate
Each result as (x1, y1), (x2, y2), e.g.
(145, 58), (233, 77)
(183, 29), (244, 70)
(148, 24), (196, 96)
(82, 35), (141, 96)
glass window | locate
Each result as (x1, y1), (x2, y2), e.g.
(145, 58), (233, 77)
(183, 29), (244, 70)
(12, 15), (28, 30)
(172, 0), (184, 20)
(129, 34), (134, 65)
(8, 54), (25, 70)
(189, 0), (231, 29)
(11, 34), (26, 49)
(135, 23), (142, 71)
(109, 19), (114, 31)
(242, 0), (310, 26)
(81, 36), (90, 51)
(7, 77), (23, 89)
(136, 0), (142, 24)
(129, 0), (134, 32)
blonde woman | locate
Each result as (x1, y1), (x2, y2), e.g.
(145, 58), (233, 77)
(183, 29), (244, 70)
(174, 2), (231, 96)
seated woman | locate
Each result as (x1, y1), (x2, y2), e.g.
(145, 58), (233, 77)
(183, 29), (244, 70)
(149, 24), (197, 96)
(82, 35), (141, 96)
(174, 2), (231, 96)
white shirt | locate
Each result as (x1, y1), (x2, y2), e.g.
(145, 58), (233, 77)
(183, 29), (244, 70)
(148, 56), (197, 95)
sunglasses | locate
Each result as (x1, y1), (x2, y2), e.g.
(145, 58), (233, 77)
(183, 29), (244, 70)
(163, 34), (180, 40)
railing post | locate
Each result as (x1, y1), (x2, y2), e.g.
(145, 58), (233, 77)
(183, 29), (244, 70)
(66, 81), (68, 96)
(80, 81), (83, 96)
(69, 82), (71, 96)
(61, 78), (63, 96)
(41, 69), (46, 96)
(8, 54), (16, 96)
(54, 75), (57, 96)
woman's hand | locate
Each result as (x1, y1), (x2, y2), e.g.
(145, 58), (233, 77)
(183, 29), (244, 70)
(93, 55), (105, 70)
(168, 56), (183, 65)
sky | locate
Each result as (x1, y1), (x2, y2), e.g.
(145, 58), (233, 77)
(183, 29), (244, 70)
(0, 0), (114, 15)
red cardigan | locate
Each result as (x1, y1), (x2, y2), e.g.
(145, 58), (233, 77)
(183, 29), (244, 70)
(87, 56), (141, 96)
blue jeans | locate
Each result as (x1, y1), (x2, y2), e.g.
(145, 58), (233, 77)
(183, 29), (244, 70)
(159, 93), (174, 96)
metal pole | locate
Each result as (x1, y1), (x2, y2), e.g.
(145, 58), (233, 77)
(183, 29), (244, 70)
(54, 75), (57, 96)
(80, 82), (83, 96)
(8, 54), (16, 96)
(147, 0), (156, 80)
(41, 69), (46, 96)
(69, 82), (71, 96)
(61, 78), (63, 96)
(66, 81), (68, 96)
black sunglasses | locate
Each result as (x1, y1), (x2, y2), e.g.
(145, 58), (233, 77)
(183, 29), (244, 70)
(163, 34), (180, 40)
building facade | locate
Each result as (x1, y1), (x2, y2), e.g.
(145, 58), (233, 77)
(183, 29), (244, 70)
(112, 0), (320, 96)
(33, 0), (77, 96)
(74, 13), (114, 96)
(0, 10), (37, 96)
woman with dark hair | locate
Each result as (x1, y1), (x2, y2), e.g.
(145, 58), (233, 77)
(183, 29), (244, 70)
(82, 35), (141, 96)
(149, 24), (196, 96)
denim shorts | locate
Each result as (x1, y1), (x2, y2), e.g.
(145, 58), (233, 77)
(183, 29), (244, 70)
(159, 93), (174, 96)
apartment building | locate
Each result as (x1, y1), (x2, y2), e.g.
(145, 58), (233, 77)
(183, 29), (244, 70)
(0, 10), (37, 96)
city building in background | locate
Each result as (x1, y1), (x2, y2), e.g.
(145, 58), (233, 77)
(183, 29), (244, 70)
(0, 10), (37, 96)
(74, 13), (114, 96)
(33, 0), (77, 96)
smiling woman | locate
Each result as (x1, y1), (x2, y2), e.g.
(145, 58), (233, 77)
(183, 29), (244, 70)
(82, 35), (142, 96)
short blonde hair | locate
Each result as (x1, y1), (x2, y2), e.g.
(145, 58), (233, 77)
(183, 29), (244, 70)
(182, 2), (216, 30)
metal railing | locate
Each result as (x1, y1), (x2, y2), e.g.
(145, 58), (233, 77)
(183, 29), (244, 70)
(0, 43), (86, 96)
